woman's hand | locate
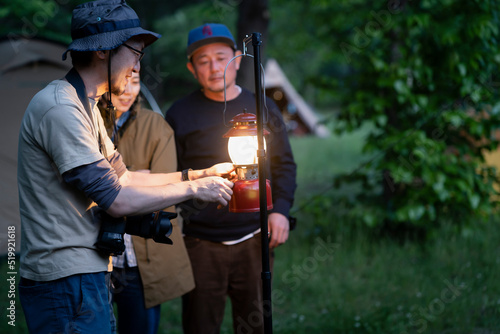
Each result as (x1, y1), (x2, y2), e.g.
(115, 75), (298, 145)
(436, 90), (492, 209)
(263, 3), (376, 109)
(206, 163), (236, 180)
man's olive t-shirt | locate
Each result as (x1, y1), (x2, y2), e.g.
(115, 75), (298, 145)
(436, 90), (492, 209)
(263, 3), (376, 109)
(18, 80), (116, 281)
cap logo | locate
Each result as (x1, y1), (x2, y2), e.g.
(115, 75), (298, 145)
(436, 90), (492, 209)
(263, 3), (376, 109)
(202, 25), (213, 37)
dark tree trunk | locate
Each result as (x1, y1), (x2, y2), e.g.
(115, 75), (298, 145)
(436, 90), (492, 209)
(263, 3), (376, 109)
(236, 0), (270, 93)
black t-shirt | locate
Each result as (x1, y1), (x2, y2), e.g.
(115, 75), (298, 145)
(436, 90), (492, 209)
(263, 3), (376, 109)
(166, 88), (296, 242)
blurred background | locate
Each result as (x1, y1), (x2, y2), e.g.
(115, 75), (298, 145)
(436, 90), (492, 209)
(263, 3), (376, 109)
(2, 0), (500, 332)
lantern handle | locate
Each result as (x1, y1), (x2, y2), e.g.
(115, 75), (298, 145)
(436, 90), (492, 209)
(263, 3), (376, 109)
(223, 35), (269, 127)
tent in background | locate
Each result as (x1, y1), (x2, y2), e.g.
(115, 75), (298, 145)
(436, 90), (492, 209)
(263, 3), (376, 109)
(0, 37), (72, 251)
(265, 58), (330, 138)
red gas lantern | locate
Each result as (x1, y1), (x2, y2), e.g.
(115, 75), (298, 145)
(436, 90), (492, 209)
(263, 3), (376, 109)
(223, 112), (272, 213)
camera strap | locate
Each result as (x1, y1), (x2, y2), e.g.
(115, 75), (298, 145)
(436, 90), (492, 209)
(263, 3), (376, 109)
(65, 68), (108, 158)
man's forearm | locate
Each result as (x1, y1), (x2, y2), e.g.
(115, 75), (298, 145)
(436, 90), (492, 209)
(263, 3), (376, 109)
(125, 168), (217, 187)
(121, 169), (181, 186)
(107, 173), (234, 217)
(106, 182), (194, 217)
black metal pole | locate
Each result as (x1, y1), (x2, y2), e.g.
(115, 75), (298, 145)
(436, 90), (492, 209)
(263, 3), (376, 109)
(252, 32), (273, 334)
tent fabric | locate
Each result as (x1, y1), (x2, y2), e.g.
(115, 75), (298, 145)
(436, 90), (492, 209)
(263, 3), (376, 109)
(264, 58), (330, 138)
(0, 37), (71, 253)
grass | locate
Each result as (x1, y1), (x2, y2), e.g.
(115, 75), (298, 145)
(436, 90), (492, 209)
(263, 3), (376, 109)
(3, 127), (500, 333)
(272, 222), (500, 333)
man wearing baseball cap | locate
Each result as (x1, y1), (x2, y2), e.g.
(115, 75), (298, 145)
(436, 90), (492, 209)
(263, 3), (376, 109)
(166, 23), (297, 333)
(17, 2), (234, 333)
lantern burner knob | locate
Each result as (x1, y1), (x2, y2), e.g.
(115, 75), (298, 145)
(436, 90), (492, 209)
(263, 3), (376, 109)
(234, 164), (258, 180)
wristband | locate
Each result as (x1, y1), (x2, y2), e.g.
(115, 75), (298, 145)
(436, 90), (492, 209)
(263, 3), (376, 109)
(182, 168), (192, 181)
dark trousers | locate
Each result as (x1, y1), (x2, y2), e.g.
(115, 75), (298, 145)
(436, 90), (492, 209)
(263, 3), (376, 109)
(182, 233), (273, 334)
(111, 267), (161, 334)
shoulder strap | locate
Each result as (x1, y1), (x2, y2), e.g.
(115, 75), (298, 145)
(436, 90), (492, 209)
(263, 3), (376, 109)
(65, 68), (108, 158)
(65, 68), (92, 119)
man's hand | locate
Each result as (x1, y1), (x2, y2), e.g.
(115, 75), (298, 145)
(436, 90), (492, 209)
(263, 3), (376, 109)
(192, 176), (234, 206)
(206, 163), (236, 179)
(268, 212), (289, 249)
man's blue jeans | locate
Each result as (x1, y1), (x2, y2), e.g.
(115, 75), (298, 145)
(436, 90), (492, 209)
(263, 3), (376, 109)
(19, 272), (114, 334)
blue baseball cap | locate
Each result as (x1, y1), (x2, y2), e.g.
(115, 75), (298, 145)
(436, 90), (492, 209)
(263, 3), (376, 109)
(187, 23), (236, 59)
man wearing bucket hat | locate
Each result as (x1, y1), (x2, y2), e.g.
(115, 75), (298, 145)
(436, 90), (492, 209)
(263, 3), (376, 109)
(166, 23), (297, 334)
(17, 2), (234, 333)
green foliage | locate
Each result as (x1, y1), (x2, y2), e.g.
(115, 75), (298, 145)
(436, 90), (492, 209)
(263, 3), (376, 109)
(308, 0), (500, 234)
(267, 0), (342, 110)
(0, 0), (84, 44)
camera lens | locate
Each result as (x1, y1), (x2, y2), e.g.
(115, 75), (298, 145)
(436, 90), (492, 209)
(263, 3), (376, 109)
(124, 211), (175, 244)
(152, 211), (174, 244)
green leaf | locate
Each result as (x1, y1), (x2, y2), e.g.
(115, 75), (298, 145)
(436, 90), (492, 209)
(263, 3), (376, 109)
(363, 213), (377, 228)
(458, 63), (467, 77)
(376, 114), (388, 127)
(417, 95), (428, 108)
(408, 205), (426, 222)
(371, 57), (386, 71)
(0, 7), (10, 18)
(469, 194), (480, 209)
(394, 80), (408, 95)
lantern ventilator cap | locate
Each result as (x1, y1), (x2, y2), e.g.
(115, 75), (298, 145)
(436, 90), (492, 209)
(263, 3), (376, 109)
(223, 112), (270, 137)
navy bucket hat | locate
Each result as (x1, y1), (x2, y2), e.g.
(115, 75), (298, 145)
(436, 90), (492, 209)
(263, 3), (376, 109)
(62, 0), (161, 60)
(187, 23), (236, 59)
